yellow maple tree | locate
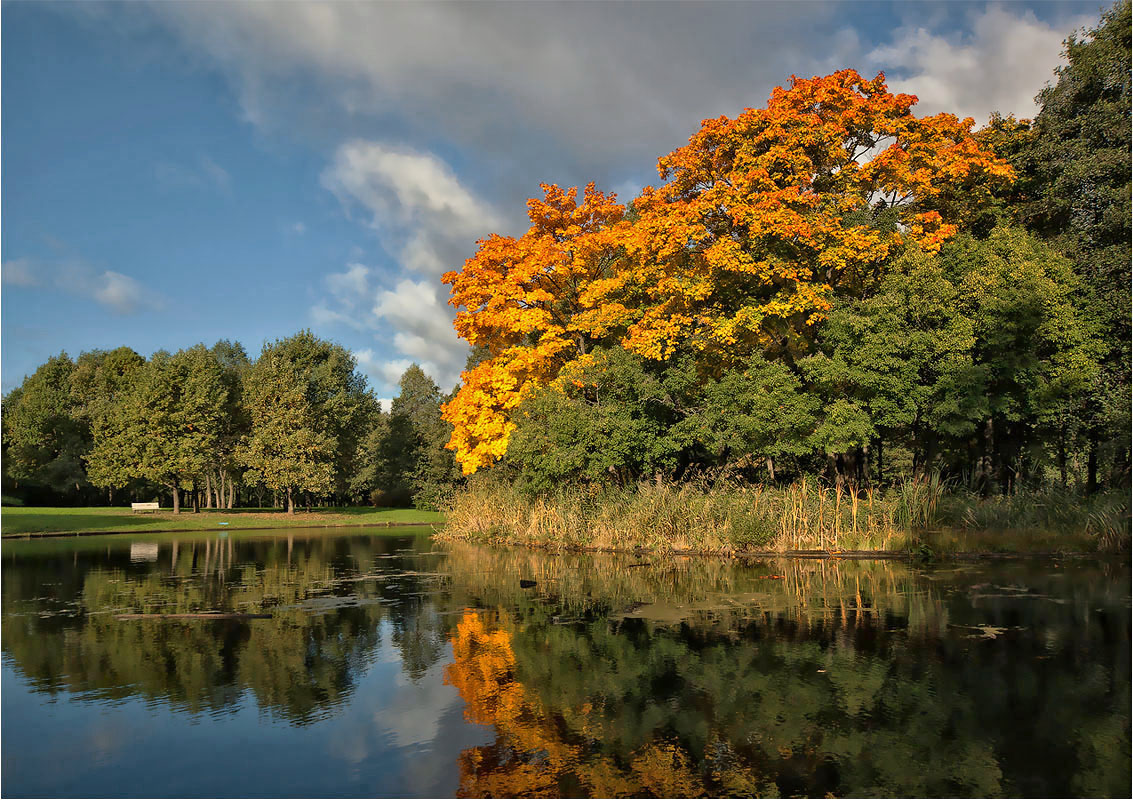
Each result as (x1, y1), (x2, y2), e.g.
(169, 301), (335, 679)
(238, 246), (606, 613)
(440, 70), (1013, 473)
(592, 69), (1014, 364)
(441, 184), (624, 474)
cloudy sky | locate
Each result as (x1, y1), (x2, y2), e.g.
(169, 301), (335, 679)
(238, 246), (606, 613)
(0, 0), (1101, 396)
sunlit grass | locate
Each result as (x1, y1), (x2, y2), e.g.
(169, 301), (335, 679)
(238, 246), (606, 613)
(0, 506), (444, 536)
(439, 479), (1129, 555)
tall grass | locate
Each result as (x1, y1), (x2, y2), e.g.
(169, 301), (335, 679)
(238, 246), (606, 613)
(935, 488), (1130, 552)
(440, 478), (944, 553)
(440, 476), (1126, 554)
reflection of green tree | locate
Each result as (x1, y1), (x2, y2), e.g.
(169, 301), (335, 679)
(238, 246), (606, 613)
(440, 548), (1130, 797)
(2, 534), (1128, 795)
(1, 532), (449, 723)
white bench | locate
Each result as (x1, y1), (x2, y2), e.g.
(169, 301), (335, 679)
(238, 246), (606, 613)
(131, 502), (160, 514)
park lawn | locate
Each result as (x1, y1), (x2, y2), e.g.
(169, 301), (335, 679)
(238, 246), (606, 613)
(0, 506), (444, 536)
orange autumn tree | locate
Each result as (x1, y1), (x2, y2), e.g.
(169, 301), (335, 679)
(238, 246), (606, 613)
(441, 183), (624, 474)
(589, 69), (1014, 364)
(444, 610), (729, 798)
(441, 70), (1012, 474)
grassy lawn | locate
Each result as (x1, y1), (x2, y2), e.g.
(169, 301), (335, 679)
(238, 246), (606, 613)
(0, 506), (444, 536)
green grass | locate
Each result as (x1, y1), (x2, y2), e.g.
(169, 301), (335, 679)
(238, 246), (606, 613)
(0, 506), (444, 536)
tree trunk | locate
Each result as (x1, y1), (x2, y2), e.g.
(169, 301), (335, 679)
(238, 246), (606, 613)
(1058, 423), (1068, 488)
(172, 485), (181, 514)
(875, 438), (884, 485)
(765, 456), (775, 481)
(287, 487), (295, 514)
(828, 454), (846, 489)
(205, 473), (213, 509)
(228, 475), (235, 509)
(192, 484), (200, 513)
(1087, 430), (1099, 494)
(979, 418), (994, 497)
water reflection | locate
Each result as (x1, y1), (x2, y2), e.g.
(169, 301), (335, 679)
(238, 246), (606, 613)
(2, 532), (1129, 797)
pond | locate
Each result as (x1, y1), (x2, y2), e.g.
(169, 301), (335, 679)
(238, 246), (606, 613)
(2, 529), (1129, 797)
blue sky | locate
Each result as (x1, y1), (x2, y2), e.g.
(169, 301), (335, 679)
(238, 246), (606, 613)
(1, 1), (1102, 398)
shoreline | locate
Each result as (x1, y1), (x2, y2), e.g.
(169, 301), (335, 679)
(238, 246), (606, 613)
(1, 520), (440, 540)
(433, 539), (1114, 562)
(2, 526), (1112, 560)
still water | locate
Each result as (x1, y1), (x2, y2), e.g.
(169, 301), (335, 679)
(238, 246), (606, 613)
(1, 529), (1129, 798)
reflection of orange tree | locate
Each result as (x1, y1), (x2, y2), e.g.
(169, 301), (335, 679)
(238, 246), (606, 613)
(443, 610), (771, 798)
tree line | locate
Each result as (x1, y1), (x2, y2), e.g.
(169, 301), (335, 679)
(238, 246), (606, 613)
(4, 4), (1129, 507)
(442, 3), (1130, 496)
(2, 332), (461, 512)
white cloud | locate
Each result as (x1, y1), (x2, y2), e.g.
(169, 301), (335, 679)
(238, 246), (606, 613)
(154, 154), (232, 192)
(867, 6), (1092, 124)
(292, 221), (307, 234)
(57, 262), (157, 314)
(321, 141), (499, 278)
(341, 274), (468, 395)
(374, 279), (468, 391)
(93, 271), (149, 315)
(3, 256), (160, 315)
(2, 258), (39, 287)
(145, 2), (1091, 189)
(313, 144), (485, 393)
(198, 155), (231, 190)
(146, 1), (847, 179)
(327, 262), (371, 299)
(311, 262), (375, 331)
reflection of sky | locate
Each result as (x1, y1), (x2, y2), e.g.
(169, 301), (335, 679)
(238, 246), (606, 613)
(0, 629), (492, 798)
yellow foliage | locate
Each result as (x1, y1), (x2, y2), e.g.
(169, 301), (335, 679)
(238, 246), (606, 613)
(440, 70), (1013, 473)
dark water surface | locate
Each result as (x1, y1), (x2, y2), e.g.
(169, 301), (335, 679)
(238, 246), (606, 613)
(2, 529), (1129, 798)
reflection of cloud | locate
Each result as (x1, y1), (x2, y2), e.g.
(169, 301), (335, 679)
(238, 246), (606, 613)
(317, 621), (488, 798)
(375, 668), (457, 748)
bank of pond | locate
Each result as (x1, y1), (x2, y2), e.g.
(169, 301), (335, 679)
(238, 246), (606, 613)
(4, 480), (1129, 560)
(440, 480), (1130, 557)
(1, 527), (1128, 797)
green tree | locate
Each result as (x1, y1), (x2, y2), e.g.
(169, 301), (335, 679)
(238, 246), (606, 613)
(802, 246), (985, 482)
(207, 340), (251, 508)
(949, 227), (1102, 491)
(69, 347), (146, 503)
(87, 347), (228, 513)
(238, 331), (367, 513)
(699, 353), (820, 481)
(506, 347), (696, 490)
(1013, 0), (1131, 489)
(378, 365), (461, 509)
(346, 392), (386, 504)
(1, 354), (87, 497)
(803, 227), (1100, 490)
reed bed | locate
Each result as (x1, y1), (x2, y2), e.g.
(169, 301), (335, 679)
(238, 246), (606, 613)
(440, 477), (1127, 554)
(440, 478), (941, 553)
